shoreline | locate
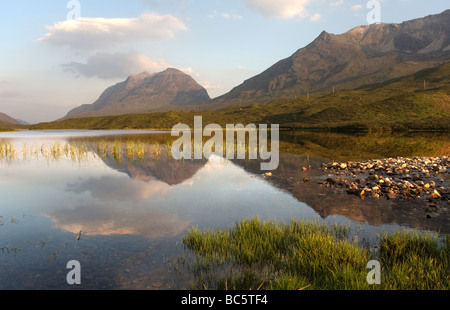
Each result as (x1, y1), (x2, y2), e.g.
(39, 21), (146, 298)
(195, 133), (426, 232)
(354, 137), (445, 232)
(318, 156), (449, 212)
(305, 156), (449, 229)
(259, 155), (449, 234)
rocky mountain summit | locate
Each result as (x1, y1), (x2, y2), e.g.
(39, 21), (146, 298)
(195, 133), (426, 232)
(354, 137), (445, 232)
(211, 9), (450, 107)
(63, 68), (211, 119)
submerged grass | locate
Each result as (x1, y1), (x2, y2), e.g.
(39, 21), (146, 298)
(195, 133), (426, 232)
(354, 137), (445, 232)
(0, 141), (17, 162)
(0, 139), (169, 165)
(182, 218), (449, 290)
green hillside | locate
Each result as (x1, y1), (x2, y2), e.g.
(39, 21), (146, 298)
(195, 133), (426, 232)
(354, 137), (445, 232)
(30, 62), (450, 132)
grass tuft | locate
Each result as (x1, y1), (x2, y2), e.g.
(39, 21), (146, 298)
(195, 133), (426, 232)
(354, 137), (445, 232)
(182, 218), (449, 290)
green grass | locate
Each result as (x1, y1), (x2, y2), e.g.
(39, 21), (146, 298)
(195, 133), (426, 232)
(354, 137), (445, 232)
(181, 218), (449, 290)
(379, 230), (450, 289)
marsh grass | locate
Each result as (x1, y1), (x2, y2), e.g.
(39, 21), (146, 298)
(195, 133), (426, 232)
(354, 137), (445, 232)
(379, 230), (450, 289)
(0, 141), (93, 163)
(0, 140), (17, 162)
(1, 134), (277, 166)
(0, 139), (172, 165)
(182, 218), (449, 290)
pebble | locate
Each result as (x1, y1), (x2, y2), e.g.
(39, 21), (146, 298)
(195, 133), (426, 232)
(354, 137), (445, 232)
(319, 156), (449, 206)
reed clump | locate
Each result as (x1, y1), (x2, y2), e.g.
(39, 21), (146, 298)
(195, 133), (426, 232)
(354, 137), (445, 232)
(182, 218), (449, 290)
(0, 141), (17, 161)
(0, 139), (174, 165)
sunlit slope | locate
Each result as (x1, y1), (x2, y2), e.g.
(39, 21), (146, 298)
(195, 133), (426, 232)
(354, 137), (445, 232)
(30, 62), (450, 131)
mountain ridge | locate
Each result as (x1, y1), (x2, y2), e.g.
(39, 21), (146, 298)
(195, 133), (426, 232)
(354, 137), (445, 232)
(207, 9), (450, 108)
(57, 9), (450, 121)
(63, 68), (211, 119)
(29, 60), (450, 132)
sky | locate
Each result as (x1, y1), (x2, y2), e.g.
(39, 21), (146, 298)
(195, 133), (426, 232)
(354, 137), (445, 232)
(0, 0), (449, 124)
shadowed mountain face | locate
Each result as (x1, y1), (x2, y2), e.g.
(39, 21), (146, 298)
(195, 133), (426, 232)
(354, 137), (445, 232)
(63, 68), (211, 119)
(210, 10), (450, 107)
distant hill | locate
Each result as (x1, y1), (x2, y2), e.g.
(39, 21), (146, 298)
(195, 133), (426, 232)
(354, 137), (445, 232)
(208, 9), (450, 108)
(63, 68), (211, 119)
(0, 112), (21, 127)
(16, 119), (31, 125)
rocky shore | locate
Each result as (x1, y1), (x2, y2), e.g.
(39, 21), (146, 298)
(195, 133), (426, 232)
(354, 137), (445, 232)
(317, 156), (449, 218)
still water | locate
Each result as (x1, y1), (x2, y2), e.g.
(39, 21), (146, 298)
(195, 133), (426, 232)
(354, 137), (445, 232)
(0, 130), (447, 289)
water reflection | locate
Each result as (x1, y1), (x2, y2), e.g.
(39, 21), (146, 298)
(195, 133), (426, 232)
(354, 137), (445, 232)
(47, 199), (189, 239)
(233, 130), (450, 233)
(0, 130), (448, 289)
(71, 131), (449, 234)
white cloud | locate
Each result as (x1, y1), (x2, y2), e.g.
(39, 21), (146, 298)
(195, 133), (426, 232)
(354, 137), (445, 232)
(207, 10), (218, 19)
(200, 81), (224, 90)
(351, 4), (363, 12)
(38, 13), (188, 51)
(237, 66), (247, 71)
(221, 13), (243, 20)
(310, 13), (321, 21)
(208, 10), (243, 20)
(62, 52), (171, 79)
(180, 67), (194, 74)
(243, 0), (310, 19)
(330, 0), (345, 6)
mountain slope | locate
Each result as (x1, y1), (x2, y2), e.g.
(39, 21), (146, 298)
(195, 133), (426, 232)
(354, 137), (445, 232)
(0, 112), (21, 126)
(209, 9), (450, 108)
(64, 68), (211, 119)
(33, 59), (450, 131)
(30, 60), (450, 132)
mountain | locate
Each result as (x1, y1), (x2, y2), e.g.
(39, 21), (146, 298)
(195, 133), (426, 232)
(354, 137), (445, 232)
(0, 112), (21, 126)
(30, 60), (450, 131)
(16, 119), (31, 125)
(63, 68), (211, 119)
(210, 9), (450, 107)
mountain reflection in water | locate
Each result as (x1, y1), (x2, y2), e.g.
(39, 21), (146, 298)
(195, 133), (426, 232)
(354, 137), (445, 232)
(0, 130), (448, 289)
(69, 131), (449, 234)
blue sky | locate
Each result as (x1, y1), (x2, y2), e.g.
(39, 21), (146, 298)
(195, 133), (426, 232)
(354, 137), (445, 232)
(0, 0), (449, 123)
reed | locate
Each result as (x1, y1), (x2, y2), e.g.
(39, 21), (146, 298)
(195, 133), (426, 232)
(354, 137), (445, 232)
(182, 218), (449, 290)
(96, 140), (109, 158)
(0, 141), (17, 161)
(111, 140), (123, 164)
(2, 136), (275, 166)
(125, 140), (136, 160)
